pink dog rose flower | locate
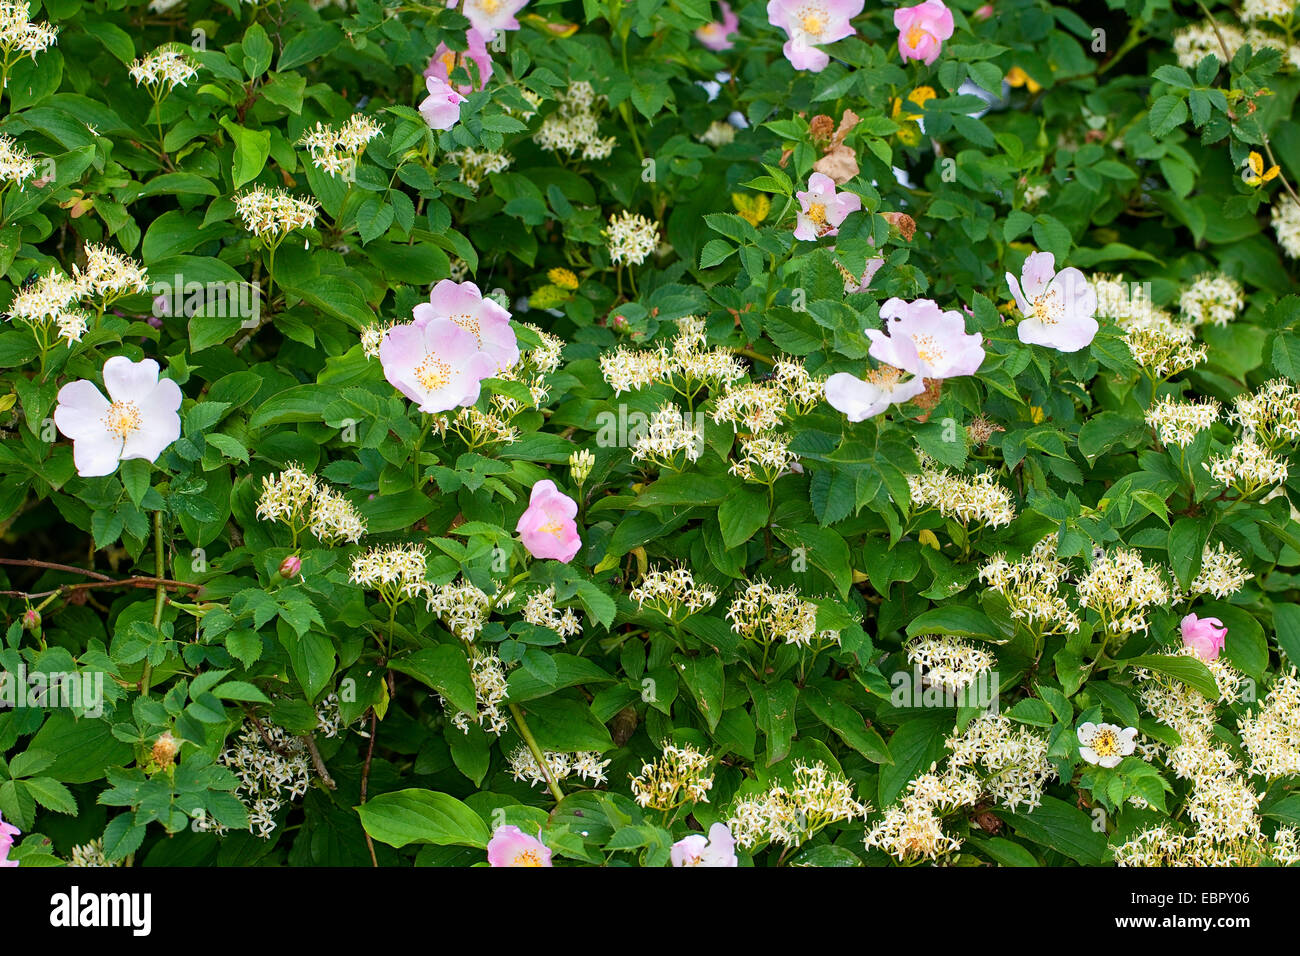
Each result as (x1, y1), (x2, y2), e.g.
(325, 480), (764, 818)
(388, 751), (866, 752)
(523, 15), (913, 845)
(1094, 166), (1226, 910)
(825, 364), (927, 422)
(379, 316), (496, 413)
(867, 298), (985, 379)
(696, 1), (740, 50)
(54, 356), (183, 478)
(413, 279), (519, 375)
(894, 0), (954, 66)
(794, 172), (861, 240)
(516, 479), (581, 562)
(425, 27), (494, 92)
(454, 0), (529, 38)
(419, 75), (466, 130)
(671, 822), (739, 867)
(1005, 251), (1098, 352)
(767, 0), (864, 73)
(1181, 613), (1228, 662)
(0, 810), (18, 867)
(486, 825), (553, 867)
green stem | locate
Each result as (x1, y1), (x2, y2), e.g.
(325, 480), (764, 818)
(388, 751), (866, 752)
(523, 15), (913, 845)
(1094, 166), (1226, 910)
(140, 509), (166, 695)
(509, 703), (565, 803)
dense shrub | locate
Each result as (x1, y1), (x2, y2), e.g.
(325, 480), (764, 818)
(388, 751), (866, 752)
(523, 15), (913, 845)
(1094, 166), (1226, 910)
(2, 0), (1300, 868)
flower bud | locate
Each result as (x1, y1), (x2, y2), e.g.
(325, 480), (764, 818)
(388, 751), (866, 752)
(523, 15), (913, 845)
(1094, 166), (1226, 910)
(279, 554), (302, 579)
(569, 449), (595, 485)
(21, 608), (40, 631)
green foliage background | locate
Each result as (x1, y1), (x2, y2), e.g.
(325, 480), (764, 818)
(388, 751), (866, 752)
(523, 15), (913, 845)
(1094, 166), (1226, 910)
(2, 0), (1300, 866)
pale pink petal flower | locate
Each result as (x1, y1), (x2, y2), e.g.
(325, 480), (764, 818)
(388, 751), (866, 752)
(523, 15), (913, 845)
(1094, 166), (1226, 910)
(793, 172), (861, 241)
(379, 316), (496, 413)
(843, 256), (884, 294)
(671, 822), (739, 866)
(486, 825), (553, 866)
(1181, 613), (1228, 662)
(516, 479), (581, 563)
(696, 1), (740, 50)
(453, 0), (529, 38)
(1003, 252), (1097, 353)
(419, 75), (466, 131)
(53, 356), (183, 478)
(894, 0), (954, 66)
(1005, 251), (1098, 352)
(866, 298), (984, 379)
(413, 279), (519, 375)
(766, 0), (864, 73)
(0, 810), (19, 867)
(825, 365), (927, 421)
(425, 27), (494, 92)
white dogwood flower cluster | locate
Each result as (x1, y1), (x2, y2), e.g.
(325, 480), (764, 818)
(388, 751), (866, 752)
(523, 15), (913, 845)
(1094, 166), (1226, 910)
(979, 534), (1080, 634)
(1075, 547), (1173, 636)
(258, 464), (367, 545)
(907, 459), (1016, 529)
(0, 132), (36, 187)
(1239, 670), (1300, 781)
(299, 114), (384, 177)
(129, 45), (199, 90)
(603, 210), (660, 266)
(730, 761), (869, 849)
(631, 403), (705, 469)
(521, 585), (582, 639)
(629, 566), (719, 620)
(508, 747), (610, 788)
(630, 742), (714, 810)
(533, 81), (618, 160)
(1178, 273), (1243, 327)
(447, 649), (510, 736)
(726, 579), (826, 648)
(235, 186), (319, 240)
(905, 635), (996, 691)
(1144, 396), (1219, 448)
(426, 578), (492, 642)
(1208, 435), (1289, 494)
(5, 270), (89, 344)
(1228, 378), (1300, 447)
(209, 718), (314, 839)
(1118, 650), (1299, 866)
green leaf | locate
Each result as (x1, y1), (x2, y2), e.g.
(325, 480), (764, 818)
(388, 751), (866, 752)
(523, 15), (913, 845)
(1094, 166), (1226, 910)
(356, 789), (490, 849)
(219, 117), (271, 189)
(804, 687), (891, 763)
(996, 796), (1108, 865)
(390, 646), (477, 715)
(1120, 653), (1219, 699)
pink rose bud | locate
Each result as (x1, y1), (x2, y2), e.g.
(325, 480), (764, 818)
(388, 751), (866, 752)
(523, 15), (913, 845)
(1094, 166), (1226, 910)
(1180, 613), (1227, 662)
(279, 554), (302, 579)
(894, 0), (955, 66)
(21, 609), (40, 631)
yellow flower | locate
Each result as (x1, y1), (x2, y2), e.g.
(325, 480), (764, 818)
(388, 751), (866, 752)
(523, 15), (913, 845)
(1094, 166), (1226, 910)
(890, 88), (935, 147)
(1243, 151), (1280, 187)
(732, 192), (771, 227)
(908, 86), (937, 109)
(548, 267), (579, 290)
(1005, 67), (1042, 94)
